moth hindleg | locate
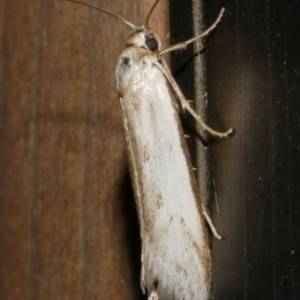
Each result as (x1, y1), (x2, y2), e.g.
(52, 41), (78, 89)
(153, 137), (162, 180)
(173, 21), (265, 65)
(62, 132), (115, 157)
(202, 204), (222, 240)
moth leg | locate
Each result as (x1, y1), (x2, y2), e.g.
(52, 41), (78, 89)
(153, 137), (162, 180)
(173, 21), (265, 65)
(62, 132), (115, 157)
(186, 99), (234, 137)
(202, 204), (222, 240)
(154, 59), (233, 138)
(148, 283), (159, 300)
(159, 8), (225, 55)
(141, 250), (146, 293)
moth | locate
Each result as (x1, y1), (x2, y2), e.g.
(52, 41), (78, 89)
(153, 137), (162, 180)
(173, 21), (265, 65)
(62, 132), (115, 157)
(66, 1), (233, 299)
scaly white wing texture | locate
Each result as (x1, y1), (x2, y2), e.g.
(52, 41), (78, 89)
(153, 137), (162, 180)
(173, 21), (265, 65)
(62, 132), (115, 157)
(117, 47), (211, 300)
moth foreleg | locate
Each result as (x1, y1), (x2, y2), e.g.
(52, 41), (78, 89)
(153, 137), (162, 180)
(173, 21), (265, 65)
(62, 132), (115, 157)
(159, 8), (225, 55)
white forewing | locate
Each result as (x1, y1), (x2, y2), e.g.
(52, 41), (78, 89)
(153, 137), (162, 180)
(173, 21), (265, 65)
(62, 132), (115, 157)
(66, 1), (231, 299)
(117, 46), (211, 300)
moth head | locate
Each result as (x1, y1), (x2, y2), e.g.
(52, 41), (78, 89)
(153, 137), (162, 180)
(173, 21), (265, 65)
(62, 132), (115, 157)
(144, 29), (161, 52)
(126, 29), (161, 52)
(125, 0), (162, 52)
(142, 0), (162, 52)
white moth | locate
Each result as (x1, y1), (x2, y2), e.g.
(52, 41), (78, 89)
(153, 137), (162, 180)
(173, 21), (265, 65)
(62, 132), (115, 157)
(66, 1), (233, 299)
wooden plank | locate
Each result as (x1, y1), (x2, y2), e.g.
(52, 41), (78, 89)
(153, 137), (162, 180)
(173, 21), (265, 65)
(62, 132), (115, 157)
(0, 1), (169, 299)
(0, 0), (40, 299)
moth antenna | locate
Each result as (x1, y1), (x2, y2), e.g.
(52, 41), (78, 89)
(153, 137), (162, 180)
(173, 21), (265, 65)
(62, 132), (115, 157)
(64, 0), (138, 30)
(161, 32), (170, 45)
(144, 0), (160, 29)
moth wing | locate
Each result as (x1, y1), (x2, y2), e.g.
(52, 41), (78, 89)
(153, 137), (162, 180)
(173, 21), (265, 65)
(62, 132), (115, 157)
(120, 96), (147, 292)
(120, 97), (145, 232)
(117, 47), (211, 300)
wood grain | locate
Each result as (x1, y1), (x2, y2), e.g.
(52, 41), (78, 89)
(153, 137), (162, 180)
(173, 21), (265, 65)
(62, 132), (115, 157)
(0, 0), (169, 299)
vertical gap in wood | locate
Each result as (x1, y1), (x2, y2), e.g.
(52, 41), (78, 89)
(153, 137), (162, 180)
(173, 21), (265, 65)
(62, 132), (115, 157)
(192, 0), (210, 210)
(170, 0), (209, 209)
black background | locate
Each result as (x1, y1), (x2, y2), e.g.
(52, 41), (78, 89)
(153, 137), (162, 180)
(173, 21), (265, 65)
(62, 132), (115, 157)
(170, 0), (300, 299)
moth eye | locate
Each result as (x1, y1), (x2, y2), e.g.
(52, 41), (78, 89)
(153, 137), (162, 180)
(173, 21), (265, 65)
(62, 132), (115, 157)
(122, 56), (130, 66)
(145, 37), (158, 51)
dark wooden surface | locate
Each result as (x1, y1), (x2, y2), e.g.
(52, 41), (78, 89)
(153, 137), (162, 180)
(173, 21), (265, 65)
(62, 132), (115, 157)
(0, 0), (168, 299)
(171, 0), (300, 299)
(205, 0), (300, 299)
